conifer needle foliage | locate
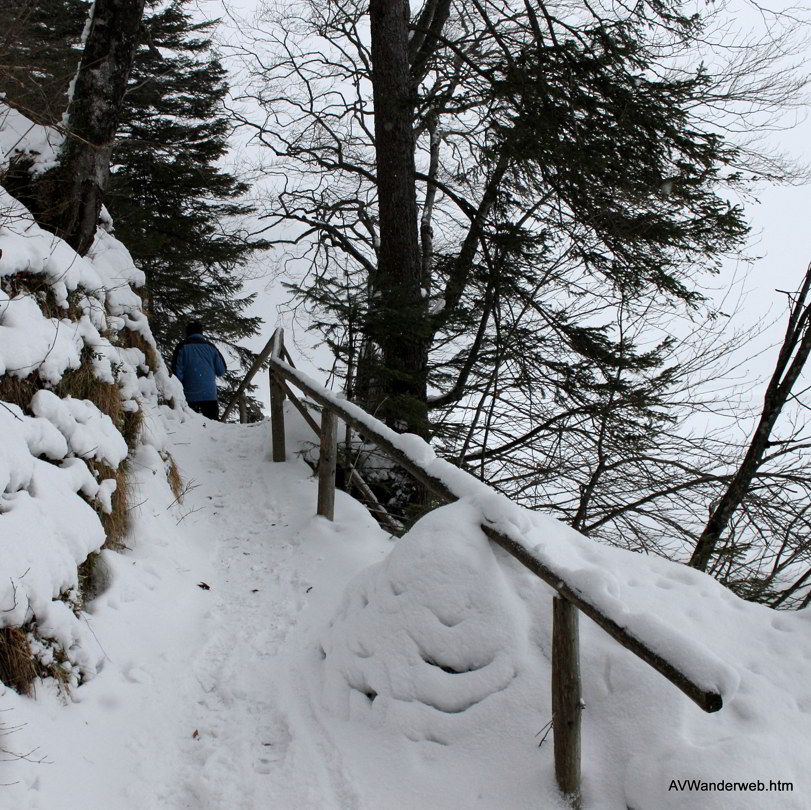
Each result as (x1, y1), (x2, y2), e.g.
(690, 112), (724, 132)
(107, 1), (268, 379)
(1, 0), (269, 409)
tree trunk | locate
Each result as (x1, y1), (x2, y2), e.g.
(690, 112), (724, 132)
(366, 0), (428, 438)
(690, 264), (811, 571)
(50, 0), (146, 255)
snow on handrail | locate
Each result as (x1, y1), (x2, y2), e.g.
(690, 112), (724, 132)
(265, 329), (729, 714)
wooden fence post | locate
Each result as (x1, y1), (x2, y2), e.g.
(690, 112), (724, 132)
(317, 407), (337, 519)
(552, 596), (582, 809)
(221, 329), (279, 422)
(270, 366), (286, 462)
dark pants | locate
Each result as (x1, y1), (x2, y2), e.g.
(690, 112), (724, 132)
(188, 400), (219, 420)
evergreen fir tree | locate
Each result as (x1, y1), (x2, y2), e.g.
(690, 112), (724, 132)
(1, 0), (267, 416)
(106, 0), (268, 400)
(0, 0), (89, 126)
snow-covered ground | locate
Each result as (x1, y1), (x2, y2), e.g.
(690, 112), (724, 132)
(1, 407), (386, 809)
(2, 98), (810, 810)
(2, 402), (809, 809)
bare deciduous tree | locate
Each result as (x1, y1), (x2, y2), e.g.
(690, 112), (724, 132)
(690, 265), (811, 582)
(229, 0), (811, 603)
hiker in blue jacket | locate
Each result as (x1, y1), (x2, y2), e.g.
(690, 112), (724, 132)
(171, 321), (227, 420)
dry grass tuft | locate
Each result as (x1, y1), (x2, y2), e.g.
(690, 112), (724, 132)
(1, 347), (120, 418)
(0, 626), (37, 696)
(77, 553), (97, 608)
(32, 633), (74, 693)
(0, 623), (76, 696)
(119, 327), (160, 374)
(3, 352), (135, 550)
(40, 659), (73, 691)
(2, 344), (135, 550)
(55, 353), (121, 424)
(85, 459), (133, 549)
(0, 372), (39, 411)
(0, 272), (84, 321)
(165, 452), (185, 503)
(121, 405), (145, 450)
(103, 464), (132, 550)
(77, 551), (111, 606)
(102, 467), (133, 549)
(1, 272), (60, 319)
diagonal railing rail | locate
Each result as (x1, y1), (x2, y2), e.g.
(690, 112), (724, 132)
(229, 327), (731, 808)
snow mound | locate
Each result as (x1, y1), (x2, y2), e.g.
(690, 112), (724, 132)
(319, 502), (546, 745)
(318, 497), (811, 808)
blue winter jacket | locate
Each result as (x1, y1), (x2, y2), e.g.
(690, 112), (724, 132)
(172, 333), (227, 402)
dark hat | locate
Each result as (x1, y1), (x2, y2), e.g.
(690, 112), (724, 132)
(186, 321), (204, 336)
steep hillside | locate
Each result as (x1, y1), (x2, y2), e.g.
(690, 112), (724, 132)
(0, 104), (184, 695)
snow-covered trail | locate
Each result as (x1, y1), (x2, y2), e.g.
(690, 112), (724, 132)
(9, 407), (811, 810)
(6, 410), (390, 809)
(163, 419), (330, 809)
(164, 416), (381, 810)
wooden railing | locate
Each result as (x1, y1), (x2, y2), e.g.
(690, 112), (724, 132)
(225, 328), (729, 809)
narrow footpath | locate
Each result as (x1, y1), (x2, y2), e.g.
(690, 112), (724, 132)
(9, 410), (389, 810)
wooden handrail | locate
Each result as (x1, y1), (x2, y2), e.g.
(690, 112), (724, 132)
(266, 329), (726, 713)
(221, 331), (278, 422)
(277, 376), (320, 435)
(260, 327), (729, 807)
(481, 525), (723, 713)
(253, 329), (402, 532)
(270, 359), (455, 502)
